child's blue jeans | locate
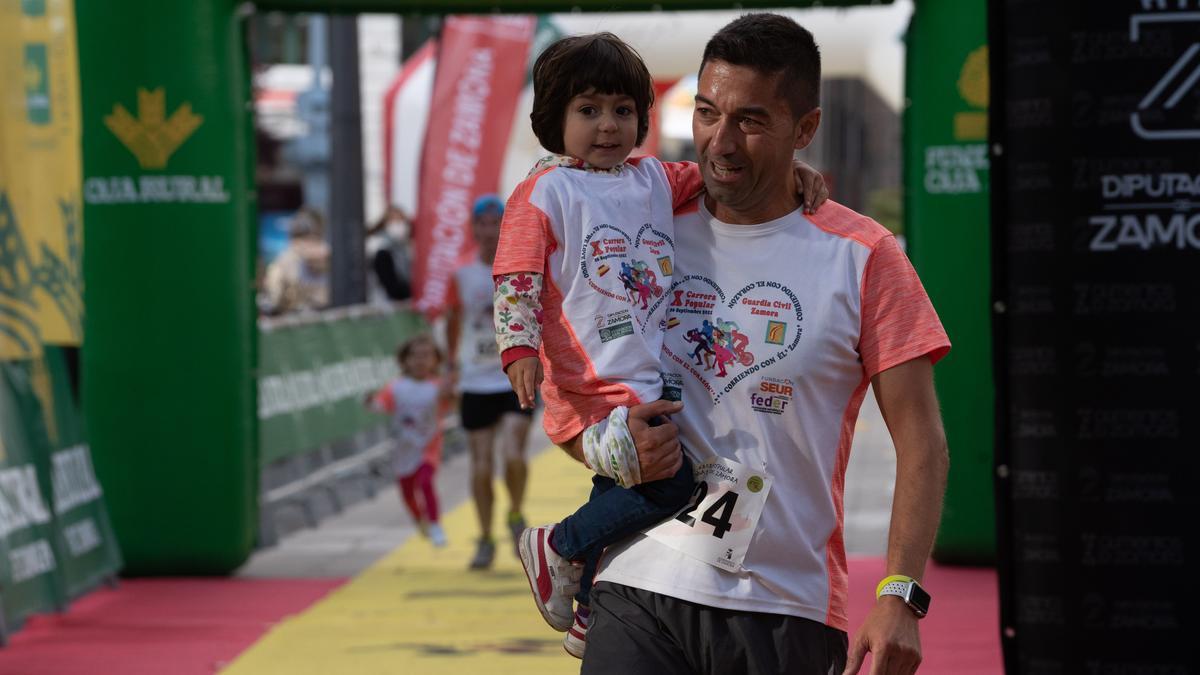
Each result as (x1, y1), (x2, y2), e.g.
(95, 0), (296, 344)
(549, 452), (695, 607)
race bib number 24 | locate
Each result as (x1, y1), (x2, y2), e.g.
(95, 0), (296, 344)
(643, 457), (772, 572)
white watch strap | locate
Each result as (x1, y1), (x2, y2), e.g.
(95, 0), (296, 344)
(878, 580), (910, 599)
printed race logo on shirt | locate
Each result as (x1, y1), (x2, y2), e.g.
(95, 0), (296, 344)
(580, 223), (673, 332)
(659, 274), (804, 405)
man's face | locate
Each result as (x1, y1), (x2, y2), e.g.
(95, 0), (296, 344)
(472, 211), (501, 262)
(693, 60), (819, 223)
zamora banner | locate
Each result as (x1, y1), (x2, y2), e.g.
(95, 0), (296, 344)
(258, 306), (425, 467)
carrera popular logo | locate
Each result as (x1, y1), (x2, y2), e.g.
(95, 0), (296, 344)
(104, 87), (203, 169)
(661, 275), (804, 405)
(580, 223), (674, 332)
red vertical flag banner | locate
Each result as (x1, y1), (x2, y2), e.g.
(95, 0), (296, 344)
(412, 16), (534, 316)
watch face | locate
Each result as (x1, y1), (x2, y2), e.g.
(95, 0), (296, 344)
(908, 584), (931, 616)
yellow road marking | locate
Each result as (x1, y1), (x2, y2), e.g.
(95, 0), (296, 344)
(222, 447), (592, 675)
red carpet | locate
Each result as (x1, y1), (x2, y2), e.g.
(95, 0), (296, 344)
(0, 562), (1000, 674)
(847, 558), (1003, 674)
(0, 578), (344, 675)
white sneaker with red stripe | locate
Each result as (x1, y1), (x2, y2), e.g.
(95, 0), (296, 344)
(517, 525), (581, 631)
(563, 604), (589, 659)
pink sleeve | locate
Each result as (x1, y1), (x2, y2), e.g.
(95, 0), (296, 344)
(660, 161), (705, 211)
(859, 235), (951, 378)
(493, 172), (555, 276)
(373, 385), (397, 414)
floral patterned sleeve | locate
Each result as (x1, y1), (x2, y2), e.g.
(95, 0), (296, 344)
(494, 271), (544, 353)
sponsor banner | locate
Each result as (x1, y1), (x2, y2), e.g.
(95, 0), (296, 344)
(77, 0), (256, 575)
(0, 0), (83, 359)
(1, 349), (122, 635)
(992, 2), (1197, 670)
(41, 348), (122, 601)
(0, 357), (63, 632)
(258, 307), (425, 466)
(412, 16), (535, 316)
(904, 0), (994, 563)
(384, 40), (437, 217)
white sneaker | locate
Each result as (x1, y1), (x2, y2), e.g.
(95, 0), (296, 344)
(428, 523), (447, 547)
(517, 525), (581, 631)
(563, 604), (589, 659)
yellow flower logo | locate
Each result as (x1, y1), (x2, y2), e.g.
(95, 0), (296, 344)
(958, 46), (989, 109)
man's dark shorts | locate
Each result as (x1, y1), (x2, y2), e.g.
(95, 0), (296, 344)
(459, 390), (530, 431)
(583, 582), (848, 675)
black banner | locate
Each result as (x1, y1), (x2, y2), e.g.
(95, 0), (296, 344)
(991, 1), (1198, 673)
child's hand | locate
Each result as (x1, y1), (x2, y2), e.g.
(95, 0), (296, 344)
(506, 357), (542, 410)
(793, 160), (829, 214)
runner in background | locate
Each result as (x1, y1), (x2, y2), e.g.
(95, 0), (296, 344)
(447, 195), (534, 570)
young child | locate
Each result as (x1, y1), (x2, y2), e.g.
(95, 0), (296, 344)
(366, 334), (455, 547)
(493, 33), (827, 658)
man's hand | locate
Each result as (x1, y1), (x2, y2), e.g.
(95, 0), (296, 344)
(506, 356), (542, 409)
(628, 400), (684, 482)
(843, 596), (922, 675)
(438, 372), (458, 400)
(793, 160), (830, 214)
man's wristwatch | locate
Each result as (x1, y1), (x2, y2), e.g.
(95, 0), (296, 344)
(875, 575), (931, 618)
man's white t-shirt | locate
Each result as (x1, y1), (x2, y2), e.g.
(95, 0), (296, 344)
(451, 261), (512, 394)
(595, 198), (950, 631)
(493, 156), (702, 443)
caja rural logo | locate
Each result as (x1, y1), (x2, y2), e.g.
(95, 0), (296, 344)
(86, 88), (229, 204)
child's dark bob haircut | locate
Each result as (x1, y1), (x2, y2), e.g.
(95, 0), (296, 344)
(395, 333), (442, 370)
(530, 32), (654, 155)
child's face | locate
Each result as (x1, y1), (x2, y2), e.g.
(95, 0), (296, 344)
(403, 342), (439, 379)
(562, 89), (638, 169)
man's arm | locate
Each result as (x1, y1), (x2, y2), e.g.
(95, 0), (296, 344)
(844, 355), (949, 675)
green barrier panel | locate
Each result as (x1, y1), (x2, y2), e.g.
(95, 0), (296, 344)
(77, 0), (257, 574)
(43, 348), (122, 600)
(0, 360), (65, 634)
(0, 351), (122, 639)
(904, 0), (994, 564)
(258, 308), (425, 466)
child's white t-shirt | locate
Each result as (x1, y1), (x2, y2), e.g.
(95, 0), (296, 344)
(493, 156), (702, 443)
(373, 376), (442, 477)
